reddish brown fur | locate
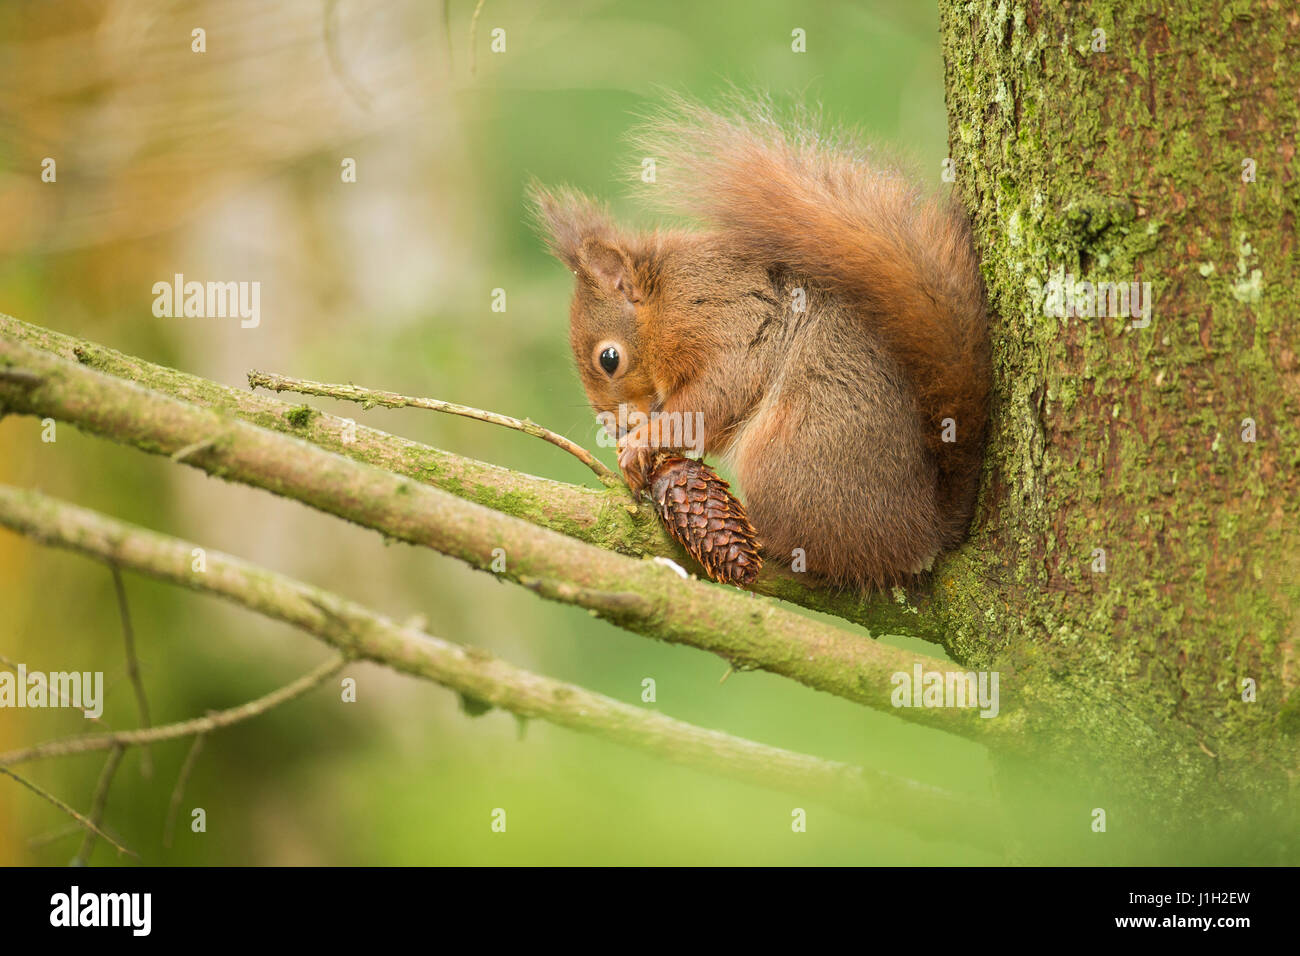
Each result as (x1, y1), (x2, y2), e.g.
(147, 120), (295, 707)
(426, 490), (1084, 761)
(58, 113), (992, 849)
(529, 99), (989, 591)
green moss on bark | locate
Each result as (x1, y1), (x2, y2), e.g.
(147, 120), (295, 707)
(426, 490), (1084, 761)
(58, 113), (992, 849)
(939, 0), (1300, 810)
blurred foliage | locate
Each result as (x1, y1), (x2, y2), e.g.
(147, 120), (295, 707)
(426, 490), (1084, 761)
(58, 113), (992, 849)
(0, 0), (1237, 865)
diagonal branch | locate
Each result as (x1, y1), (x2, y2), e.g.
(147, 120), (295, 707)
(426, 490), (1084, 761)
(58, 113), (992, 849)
(0, 651), (348, 766)
(0, 312), (937, 638)
(111, 565), (153, 777)
(0, 485), (1003, 851)
(72, 744), (126, 865)
(0, 767), (137, 859)
(0, 331), (1010, 742)
(164, 734), (205, 848)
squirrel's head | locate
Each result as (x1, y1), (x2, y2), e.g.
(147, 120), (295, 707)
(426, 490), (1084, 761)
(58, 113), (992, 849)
(530, 182), (768, 428)
(529, 184), (660, 425)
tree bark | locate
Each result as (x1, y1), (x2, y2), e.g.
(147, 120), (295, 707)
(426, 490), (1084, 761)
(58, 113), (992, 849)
(937, 0), (1299, 818)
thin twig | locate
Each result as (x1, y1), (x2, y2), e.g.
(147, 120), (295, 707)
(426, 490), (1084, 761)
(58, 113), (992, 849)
(0, 654), (347, 767)
(469, 0), (486, 75)
(73, 744), (126, 864)
(164, 733), (206, 848)
(441, 0), (455, 73)
(111, 565), (152, 777)
(247, 370), (618, 484)
(0, 767), (137, 859)
(323, 0), (371, 110)
(26, 822), (83, 849)
(0, 651), (111, 728)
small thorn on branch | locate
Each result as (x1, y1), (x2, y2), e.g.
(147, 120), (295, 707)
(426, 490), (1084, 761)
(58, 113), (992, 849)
(171, 436), (218, 463)
(519, 575), (653, 618)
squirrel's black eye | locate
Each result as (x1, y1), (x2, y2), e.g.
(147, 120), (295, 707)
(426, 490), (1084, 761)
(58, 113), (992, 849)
(599, 346), (620, 375)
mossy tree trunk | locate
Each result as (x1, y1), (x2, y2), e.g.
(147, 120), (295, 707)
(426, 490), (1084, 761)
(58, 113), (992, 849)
(936, 0), (1298, 821)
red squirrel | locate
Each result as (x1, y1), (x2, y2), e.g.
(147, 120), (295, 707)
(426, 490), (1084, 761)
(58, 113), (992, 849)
(530, 99), (990, 591)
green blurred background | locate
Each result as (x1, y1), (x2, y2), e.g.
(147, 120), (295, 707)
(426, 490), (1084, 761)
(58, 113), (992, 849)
(0, 0), (1002, 865)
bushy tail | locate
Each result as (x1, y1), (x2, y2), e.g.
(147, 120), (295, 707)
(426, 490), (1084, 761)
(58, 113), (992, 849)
(633, 96), (990, 530)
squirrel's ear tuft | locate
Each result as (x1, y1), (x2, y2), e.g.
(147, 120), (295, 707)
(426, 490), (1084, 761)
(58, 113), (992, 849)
(526, 181), (616, 271)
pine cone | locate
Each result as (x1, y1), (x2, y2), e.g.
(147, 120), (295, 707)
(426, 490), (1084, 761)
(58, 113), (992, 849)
(647, 453), (763, 587)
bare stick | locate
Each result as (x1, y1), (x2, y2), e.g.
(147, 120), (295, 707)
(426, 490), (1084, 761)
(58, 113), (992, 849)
(111, 565), (153, 778)
(469, 0), (486, 75)
(247, 369), (618, 484)
(164, 733), (206, 848)
(323, 0), (371, 110)
(73, 744), (126, 864)
(441, 0), (454, 72)
(0, 654), (347, 766)
(0, 767), (136, 859)
(26, 822), (83, 849)
(0, 651), (111, 728)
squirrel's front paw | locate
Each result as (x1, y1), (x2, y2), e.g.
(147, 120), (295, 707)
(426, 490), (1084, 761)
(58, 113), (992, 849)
(617, 435), (657, 496)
